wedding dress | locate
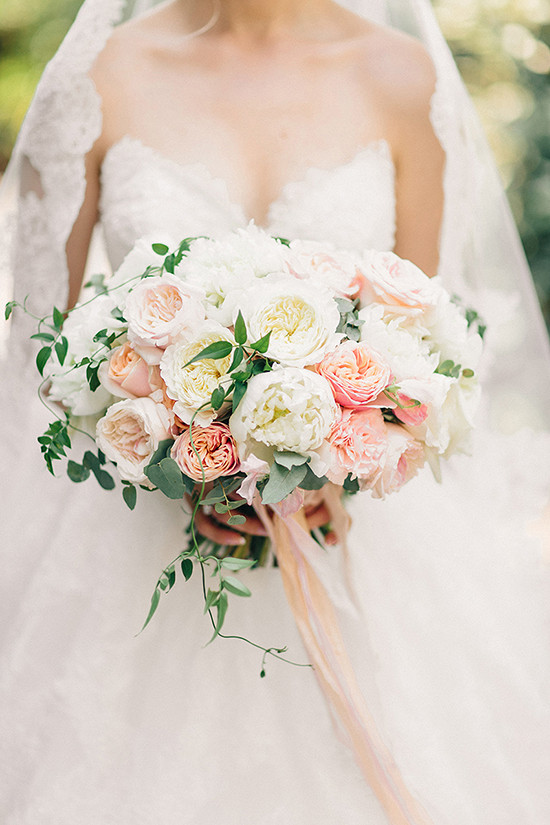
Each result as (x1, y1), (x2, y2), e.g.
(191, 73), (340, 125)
(2, 2), (550, 824)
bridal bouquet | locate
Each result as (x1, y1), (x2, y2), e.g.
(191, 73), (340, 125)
(7, 225), (484, 644)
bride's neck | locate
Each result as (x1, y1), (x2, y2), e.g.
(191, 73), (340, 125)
(183, 0), (335, 40)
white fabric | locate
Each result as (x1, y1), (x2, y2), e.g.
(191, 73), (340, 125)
(1, 1), (550, 823)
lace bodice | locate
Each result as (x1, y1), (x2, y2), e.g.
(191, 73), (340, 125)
(99, 136), (396, 269)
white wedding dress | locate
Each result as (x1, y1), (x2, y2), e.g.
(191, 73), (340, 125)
(2, 119), (550, 824)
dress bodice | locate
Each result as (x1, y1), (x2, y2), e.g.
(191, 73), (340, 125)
(99, 136), (396, 269)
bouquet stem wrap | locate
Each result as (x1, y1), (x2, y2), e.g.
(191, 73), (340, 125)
(255, 494), (433, 825)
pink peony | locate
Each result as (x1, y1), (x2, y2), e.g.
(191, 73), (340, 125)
(171, 422), (240, 482)
(372, 424), (424, 498)
(326, 407), (388, 487)
(315, 341), (391, 408)
(99, 342), (163, 399)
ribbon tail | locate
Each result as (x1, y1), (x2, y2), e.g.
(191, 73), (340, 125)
(255, 498), (433, 825)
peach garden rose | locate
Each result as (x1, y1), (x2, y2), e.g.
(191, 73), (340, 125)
(171, 422), (240, 482)
(326, 407), (388, 487)
(315, 341), (392, 408)
(99, 342), (162, 399)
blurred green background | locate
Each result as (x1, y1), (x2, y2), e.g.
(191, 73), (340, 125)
(1, 0), (549, 323)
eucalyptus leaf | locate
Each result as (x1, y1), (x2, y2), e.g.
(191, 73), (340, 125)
(147, 438), (173, 468)
(273, 451), (309, 470)
(261, 462), (308, 505)
(343, 474), (360, 494)
(144, 457), (185, 499)
(227, 514), (247, 526)
(67, 461), (91, 483)
(299, 465), (328, 490)
(211, 387), (225, 410)
(122, 484), (137, 510)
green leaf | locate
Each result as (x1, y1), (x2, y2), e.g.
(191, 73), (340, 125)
(211, 386), (225, 410)
(232, 381), (247, 412)
(31, 332), (55, 343)
(122, 484), (137, 510)
(67, 461), (91, 483)
(299, 465), (328, 491)
(462, 368), (475, 378)
(4, 301), (17, 320)
(147, 438), (173, 468)
(250, 332), (271, 353)
(152, 242), (170, 255)
(214, 499), (245, 513)
(274, 237), (291, 247)
(227, 514), (247, 526)
(181, 558), (193, 581)
(229, 347), (244, 371)
(343, 474), (360, 494)
(144, 457), (185, 499)
(222, 575), (252, 597)
(261, 462), (308, 505)
(220, 557), (256, 571)
(234, 310), (247, 345)
(55, 337), (69, 366)
(204, 588), (220, 614)
(36, 346), (52, 376)
(86, 363), (101, 392)
(52, 306), (64, 331)
(141, 587), (161, 632)
(273, 451), (309, 470)
(82, 451), (116, 490)
(208, 591), (229, 643)
(184, 340), (233, 367)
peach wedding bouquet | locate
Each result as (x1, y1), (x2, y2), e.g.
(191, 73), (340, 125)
(7, 224), (484, 640)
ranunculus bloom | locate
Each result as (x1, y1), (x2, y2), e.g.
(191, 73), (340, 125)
(99, 342), (162, 399)
(326, 407), (388, 487)
(171, 422), (240, 482)
(372, 424), (424, 498)
(229, 367), (337, 476)
(160, 322), (235, 426)
(315, 341), (391, 408)
(125, 274), (205, 361)
(243, 278), (342, 368)
(96, 398), (171, 484)
(360, 250), (442, 310)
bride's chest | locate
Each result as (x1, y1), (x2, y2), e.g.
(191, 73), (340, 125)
(99, 136), (396, 269)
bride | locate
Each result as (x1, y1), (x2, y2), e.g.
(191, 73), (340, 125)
(1, 0), (550, 823)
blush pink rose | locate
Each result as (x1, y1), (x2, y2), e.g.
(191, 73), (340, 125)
(171, 422), (240, 482)
(372, 424), (424, 498)
(315, 341), (391, 408)
(393, 393), (429, 426)
(361, 250), (440, 310)
(326, 407), (388, 487)
(99, 342), (163, 399)
(125, 274), (205, 362)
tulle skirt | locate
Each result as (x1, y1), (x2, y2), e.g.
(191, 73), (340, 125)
(1, 400), (550, 824)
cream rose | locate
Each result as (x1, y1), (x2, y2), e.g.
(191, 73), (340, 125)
(243, 278), (342, 368)
(229, 367), (337, 473)
(160, 322), (235, 426)
(96, 397), (171, 484)
(99, 342), (162, 399)
(125, 274), (205, 362)
(315, 341), (392, 408)
(171, 422), (240, 482)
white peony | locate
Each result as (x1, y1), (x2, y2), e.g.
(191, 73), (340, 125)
(96, 397), (171, 484)
(160, 321), (235, 426)
(243, 278), (342, 368)
(360, 249), (444, 312)
(107, 235), (177, 302)
(285, 240), (358, 297)
(176, 224), (288, 325)
(48, 295), (125, 416)
(359, 304), (438, 382)
(229, 367), (337, 474)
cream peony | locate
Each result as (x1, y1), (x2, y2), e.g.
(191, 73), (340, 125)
(124, 274), (205, 362)
(243, 278), (342, 368)
(360, 250), (443, 311)
(160, 322), (235, 426)
(229, 367), (337, 474)
(96, 397), (171, 484)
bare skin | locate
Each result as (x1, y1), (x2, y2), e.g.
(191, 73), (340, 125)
(67, 0), (445, 541)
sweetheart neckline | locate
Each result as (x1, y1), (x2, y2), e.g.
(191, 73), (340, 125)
(101, 135), (395, 227)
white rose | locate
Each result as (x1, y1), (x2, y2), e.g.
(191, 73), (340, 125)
(160, 321), (235, 426)
(124, 273), (205, 363)
(360, 250), (444, 312)
(243, 278), (342, 368)
(229, 367), (337, 473)
(48, 295), (125, 416)
(96, 397), (171, 484)
(176, 225), (288, 325)
(285, 240), (358, 297)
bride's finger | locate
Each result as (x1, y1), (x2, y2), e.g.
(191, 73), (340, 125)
(194, 510), (246, 546)
(213, 507), (268, 536)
